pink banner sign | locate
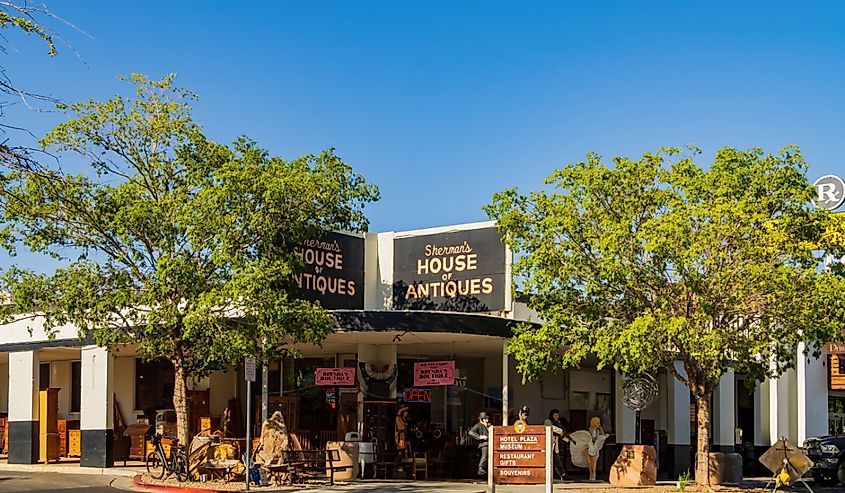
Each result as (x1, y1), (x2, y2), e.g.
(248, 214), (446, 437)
(414, 360), (456, 386)
(315, 367), (356, 386)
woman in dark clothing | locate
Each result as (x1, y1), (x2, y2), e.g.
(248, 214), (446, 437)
(544, 408), (571, 480)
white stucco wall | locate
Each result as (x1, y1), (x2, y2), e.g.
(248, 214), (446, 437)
(8, 351), (39, 422)
(798, 344), (828, 443)
(50, 360), (73, 419)
(209, 369), (238, 416)
(113, 356), (135, 422)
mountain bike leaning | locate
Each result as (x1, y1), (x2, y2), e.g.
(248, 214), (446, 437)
(146, 432), (189, 482)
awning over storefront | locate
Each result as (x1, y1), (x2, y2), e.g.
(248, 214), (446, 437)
(330, 309), (533, 338)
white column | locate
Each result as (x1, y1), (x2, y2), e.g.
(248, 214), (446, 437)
(8, 350), (39, 464)
(667, 360), (691, 477)
(768, 376), (779, 445)
(713, 371), (736, 451)
(614, 372), (636, 444)
(797, 343), (827, 444)
(502, 341), (509, 426)
(80, 346), (114, 467)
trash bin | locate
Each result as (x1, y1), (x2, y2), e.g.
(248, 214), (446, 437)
(326, 441), (359, 481)
(723, 453), (743, 483)
(708, 452), (725, 485)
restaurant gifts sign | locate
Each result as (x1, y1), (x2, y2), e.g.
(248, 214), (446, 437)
(489, 424), (552, 492)
(392, 225), (508, 312)
(413, 360), (455, 386)
(315, 368), (356, 386)
(293, 231), (364, 309)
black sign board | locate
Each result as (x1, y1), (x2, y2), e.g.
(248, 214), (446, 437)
(293, 231), (364, 309)
(393, 226), (506, 312)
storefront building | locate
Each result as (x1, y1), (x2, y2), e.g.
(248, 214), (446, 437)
(0, 221), (746, 479)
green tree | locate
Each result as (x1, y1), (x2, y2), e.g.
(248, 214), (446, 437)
(485, 146), (845, 485)
(0, 74), (380, 445)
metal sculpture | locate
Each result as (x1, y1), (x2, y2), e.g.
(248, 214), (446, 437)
(621, 374), (658, 444)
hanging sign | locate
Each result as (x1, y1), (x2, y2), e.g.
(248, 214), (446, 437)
(393, 226), (507, 312)
(414, 360), (455, 386)
(813, 175), (845, 211)
(315, 368), (356, 386)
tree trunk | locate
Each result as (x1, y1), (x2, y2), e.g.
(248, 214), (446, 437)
(173, 361), (191, 446)
(695, 394), (711, 487)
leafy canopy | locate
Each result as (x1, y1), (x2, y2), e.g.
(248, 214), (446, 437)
(0, 74), (380, 375)
(486, 146), (845, 393)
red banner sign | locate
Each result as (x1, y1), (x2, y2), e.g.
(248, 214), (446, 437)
(413, 360), (455, 386)
(315, 367), (356, 386)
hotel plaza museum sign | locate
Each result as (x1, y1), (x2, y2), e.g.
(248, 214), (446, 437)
(488, 422), (554, 493)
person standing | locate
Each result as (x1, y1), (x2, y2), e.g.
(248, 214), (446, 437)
(517, 405), (530, 423)
(468, 412), (491, 476)
(395, 405), (410, 458)
(544, 409), (569, 480)
(586, 416), (607, 481)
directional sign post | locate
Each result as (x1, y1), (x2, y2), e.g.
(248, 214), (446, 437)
(488, 423), (552, 493)
(245, 357), (256, 491)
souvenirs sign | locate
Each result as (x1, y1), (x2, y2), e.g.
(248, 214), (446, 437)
(315, 368), (356, 386)
(489, 425), (552, 492)
(413, 360), (455, 386)
(392, 226), (507, 312)
(293, 231), (364, 309)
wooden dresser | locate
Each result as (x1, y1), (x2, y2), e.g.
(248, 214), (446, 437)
(58, 420), (81, 457)
(67, 429), (81, 457)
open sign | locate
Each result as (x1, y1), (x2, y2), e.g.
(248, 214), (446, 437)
(403, 387), (432, 403)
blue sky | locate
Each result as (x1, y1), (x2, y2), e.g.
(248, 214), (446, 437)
(3, 1), (845, 256)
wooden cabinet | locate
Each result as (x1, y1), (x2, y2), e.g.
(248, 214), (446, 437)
(67, 430), (81, 457)
(0, 416), (7, 454)
(39, 389), (60, 463)
(58, 420), (80, 457)
(125, 423), (151, 460)
(199, 416), (221, 434)
(187, 389), (210, 436)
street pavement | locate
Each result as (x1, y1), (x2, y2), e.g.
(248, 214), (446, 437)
(2, 472), (844, 493)
(0, 471), (133, 493)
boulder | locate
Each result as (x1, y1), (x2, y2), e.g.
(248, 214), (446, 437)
(255, 411), (289, 466)
(609, 445), (657, 486)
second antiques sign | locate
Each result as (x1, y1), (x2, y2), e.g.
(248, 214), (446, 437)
(392, 225), (507, 312)
(293, 231), (365, 309)
(489, 424), (552, 492)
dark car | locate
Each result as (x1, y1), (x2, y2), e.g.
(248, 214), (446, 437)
(803, 435), (845, 486)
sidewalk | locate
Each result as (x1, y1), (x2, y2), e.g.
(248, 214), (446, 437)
(0, 456), (144, 477)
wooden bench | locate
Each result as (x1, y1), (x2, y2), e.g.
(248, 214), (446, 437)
(272, 449), (349, 486)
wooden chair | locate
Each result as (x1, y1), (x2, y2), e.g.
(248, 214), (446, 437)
(373, 441), (396, 480)
(410, 451), (428, 480)
(430, 441), (455, 478)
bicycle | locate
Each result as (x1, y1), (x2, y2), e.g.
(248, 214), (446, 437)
(146, 432), (189, 482)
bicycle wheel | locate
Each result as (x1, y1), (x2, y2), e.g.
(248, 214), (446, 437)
(174, 451), (189, 483)
(146, 451), (166, 480)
